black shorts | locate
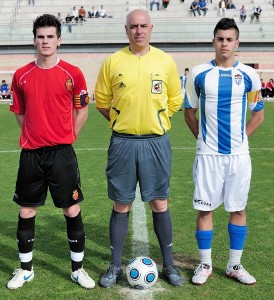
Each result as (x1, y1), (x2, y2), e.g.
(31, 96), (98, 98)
(13, 144), (84, 208)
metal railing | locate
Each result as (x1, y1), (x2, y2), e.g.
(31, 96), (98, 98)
(9, 0), (22, 36)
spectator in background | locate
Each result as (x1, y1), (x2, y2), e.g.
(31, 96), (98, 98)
(265, 79), (274, 98)
(29, 0), (35, 5)
(71, 6), (78, 23)
(250, 5), (262, 23)
(272, 0), (274, 10)
(57, 12), (63, 24)
(88, 6), (99, 18)
(219, 0), (226, 16)
(227, 0), (236, 10)
(150, 0), (160, 11)
(260, 78), (266, 98)
(99, 5), (107, 18)
(179, 68), (189, 110)
(199, 0), (208, 16)
(78, 6), (87, 23)
(190, 0), (201, 17)
(162, 0), (170, 10)
(65, 13), (73, 33)
(0, 80), (11, 99)
(239, 5), (247, 22)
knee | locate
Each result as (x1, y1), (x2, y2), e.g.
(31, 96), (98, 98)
(149, 199), (168, 212)
(63, 204), (81, 218)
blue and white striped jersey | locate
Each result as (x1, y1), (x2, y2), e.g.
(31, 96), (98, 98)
(185, 60), (264, 155)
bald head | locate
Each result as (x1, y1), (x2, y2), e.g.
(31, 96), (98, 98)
(126, 9), (151, 27)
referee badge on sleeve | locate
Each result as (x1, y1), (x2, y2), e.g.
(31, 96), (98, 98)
(151, 80), (162, 94)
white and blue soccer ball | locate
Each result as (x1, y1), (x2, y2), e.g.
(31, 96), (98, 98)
(126, 256), (158, 289)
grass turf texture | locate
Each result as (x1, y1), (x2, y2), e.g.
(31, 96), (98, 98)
(0, 102), (273, 300)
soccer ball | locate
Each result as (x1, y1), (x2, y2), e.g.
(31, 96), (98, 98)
(126, 256), (158, 289)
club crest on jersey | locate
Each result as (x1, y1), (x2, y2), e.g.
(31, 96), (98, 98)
(151, 80), (162, 94)
(72, 190), (79, 200)
(234, 74), (242, 85)
(65, 79), (73, 91)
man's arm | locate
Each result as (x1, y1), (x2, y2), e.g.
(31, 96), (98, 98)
(96, 107), (111, 121)
(74, 106), (88, 135)
(15, 114), (25, 129)
(184, 107), (199, 139)
(246, 109), (264, 137)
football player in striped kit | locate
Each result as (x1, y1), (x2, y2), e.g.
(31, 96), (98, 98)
(184, 18), (264, 286)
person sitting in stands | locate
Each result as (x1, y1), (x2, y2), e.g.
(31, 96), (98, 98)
(150, 0), (160, 11)
(190, 0), (201, 17)
(99, 5), (107, 18)
(265, 79), (274, 98)
(0, 80), (11, 99)
(162, 0), (170, 10)
(71, 6), (78, 23)
(239, 5), (246, 22)
(199, 0), (208, 16)
(219, 0), (226, 16)
(65, 13), (73, 33)
(227, 0), (236, 10)
(57, 12), (63, 24)
(250, 5), (262, 23)
(88, 6), (99, 18)
(78, 6), (86, 22)
(260, 78), (266, 98)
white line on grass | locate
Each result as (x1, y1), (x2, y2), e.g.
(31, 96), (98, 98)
(127, 184), (153, 299)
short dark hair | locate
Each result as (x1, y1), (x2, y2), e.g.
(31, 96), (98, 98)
(213, 18), (239, 39)
(33, 14), (61, 38)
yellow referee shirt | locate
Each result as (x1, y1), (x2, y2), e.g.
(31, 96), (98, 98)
(95, 46), (182, 135)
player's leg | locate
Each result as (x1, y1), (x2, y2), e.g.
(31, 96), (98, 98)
(49, 145), (94, 289)
(149, 199), (185, 286)
(192, 210), (214, 285)
(191, 155), (225, 285)
(139, 134), (185, 286)
(224, 154), (256, 284)
(100, 202), (131, 288)
(7, 149), (46, 289)
(100, 133), (137, 288)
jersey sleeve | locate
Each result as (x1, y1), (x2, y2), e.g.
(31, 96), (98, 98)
(184, 67), (199, 109)
(72, 67), (90, 110)
(9, 71), (26, 114)
(95, 57), (113, 108)
(166, 58), (183, 117)
(247, 70), (264, 112)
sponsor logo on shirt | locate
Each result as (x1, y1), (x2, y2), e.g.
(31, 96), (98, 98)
(119, 82), (126, 88)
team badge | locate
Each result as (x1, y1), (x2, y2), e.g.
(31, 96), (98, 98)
(151, 80), (162, 94)
(65, 78), (73, 91)
(72, 190), (79, 200)
(234, 73), (242, 85)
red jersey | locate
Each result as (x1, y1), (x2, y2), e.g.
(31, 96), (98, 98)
(10, 59), (89, 149)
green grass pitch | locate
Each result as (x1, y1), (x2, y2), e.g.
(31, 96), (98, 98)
(0, 102), (273, 299)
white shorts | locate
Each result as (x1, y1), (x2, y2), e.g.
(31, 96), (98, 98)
(193, 154), (251, 212)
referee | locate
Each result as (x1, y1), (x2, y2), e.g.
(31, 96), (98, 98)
(95, 9), (185, 288)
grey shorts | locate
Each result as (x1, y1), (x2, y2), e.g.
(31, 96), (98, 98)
(106, 132), (171, 204)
